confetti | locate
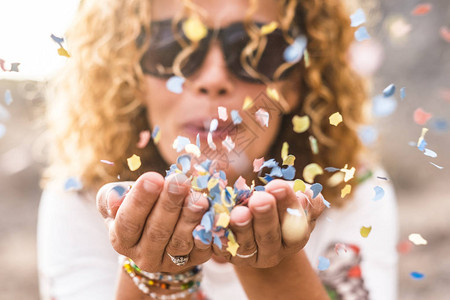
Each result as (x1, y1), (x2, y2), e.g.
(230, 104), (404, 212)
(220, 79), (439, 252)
(209, 119), (218, 132)
(410, 272), (425, 280)
(100, 159), (114, 165)
(372, 94), (397, 117)
(227, 238), (239, 256)
(397, 240), (413, 254)
(111, 185), (127, 198)
(127, 154), (142, 171)
(360, 226), (372, 238)
(400, 87), (406, 100)
(253, 157), (264, 172)
(4, 90), (12, 105)
(377, 176), (389, 180)
(304, 49), (310, 68)
(310, 183), (323, 199)
(281, 142), (289, 161)
(0, 124), (5, 139)
(440, 26), (450, 42)
(57, 47), (70, 57)
(309, 136), (319, 154)
(222, 135), (235, 152)
(287, 208), (302, 217)
(303, 163), (323, 183)
(281, 165), (296, 180)
(411, 3), (432, 16)
(218, 106), (228, 121)
(334, 243), (347, 255)
(350, 8), (366, 27)
(64, 177), (83, 191)
(283, 35), (307, 63)
(329, 112), (343, 126)
(137, 130), (151, 149)
(424, 148), (437, 158)
(341, 184), (351, 198)
(9, 63), (20, 72)
(431, 118), (448, 132)
(325, 167), (340, 172)
(429, 162), (443, 169)
(383, 84), (396, 97)
(185, 144), (201, 157)
(172, 136), (191, 152)
(372, 186), (384, 201)
(255, 108), (269, 127)
(266, 87), (279, 101)
(358, 125), (378, 146)
(196, 133), (200, 148)
(409, 233), (427, 245)
(283, 155), (296, 166)
(216, 212), (230, 228)
(417, 128), (428, 149)
(242, 96), (254, 110)
(231, 110), (242, 124)
(0, 104), (10, 122)
(207, 132), (216, 150)
(260, 21), (278, 35)
(293, 179), (306, 193)
(182, 16), (208, 42)
(354, 26), (370, 41)
(340, 164), (356, 182)
(50, 34), (64, 45)
(323, 197), (331, 208)
(318, 256), (330, 271)
(292, 115), (310, 133)
(413, 108), (432, 125)
(166, 76), (185, 94)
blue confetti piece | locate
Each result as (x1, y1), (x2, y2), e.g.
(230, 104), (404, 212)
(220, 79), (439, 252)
(350, 8), (366, 27)
(151, 125), (160, 138)
(165, 164), (178, 177)
(324, 167), (340, 172)
(431, 118), (448, 132)
(231, 110), (243, 124)
(283, 35), (307, 63)
(269, 166), (283, 177)
(410, 272), (424, 280)
(261, 158), (278, 169)
(322, 197), (331, 208)
(213, 235), (222, 248)
(201, 211), (214, 232)
(193, 228), (212, 244)
(400, 87), (406, 100)
(418, 139), (427, 152)
(372, 94), (397, 117)
(281, 165), (296, 180)
(112, 185), (126, 197)
(263, 174), (274, 183)
(174, 135), (190, 152)
(166, 76), (185, 94)
(196, 133), (200, 148)
(50, 34), (64, 45)
(209, 119), (218, 132)
(64, 177), (83, 191)
(383, 84), (396, 98)
(177, 154), (191, 173)
(354, 26), (370, 41)
(373, 186), (385, 201)
(4, 90), (12, 105)
(196, 175), (209, 189)
(0, 124), (6, 139)
(0, 104), (11, 121)
(318, 256), (330, 271)
(255, 185), (265, 191)
(310, 183), (323, 199)
(358, 125), (378, 146)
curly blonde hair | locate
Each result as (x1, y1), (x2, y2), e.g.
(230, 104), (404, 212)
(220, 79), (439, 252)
(43, 0), (369, 207)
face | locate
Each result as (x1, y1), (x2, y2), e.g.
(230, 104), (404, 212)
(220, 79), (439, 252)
(142, 0), (301, 183)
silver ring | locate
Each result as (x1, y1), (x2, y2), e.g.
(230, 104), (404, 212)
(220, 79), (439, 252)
(167, 252), (189, 266)
(236, 249), (257, 258)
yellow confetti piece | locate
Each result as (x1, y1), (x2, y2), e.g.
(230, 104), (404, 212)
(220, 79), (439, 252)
(281, 142), (289, 161)
(216, 212), (230, 228)
(127, 154), (141, 171)
(327, 172), (345, 187)
(258, 176), (268, 185)
(153, 130), (161, 144)
(309, 135), (319, 154)
(283, 154), (296, 166)
(226, 232), (239, 256)
(417, 127), (429, 147)
(408, 233), (427, 245)
(340, 164), (356, 182)
(185, 144), (201, 157)
(292, 115), (310, 133)
(360, 226), (372, 238)
(242, 96), (254, 110)
(182, 16), (208, 42)
(303, 163), (323, 183)
(304, 49), (310, 68)
(213, 203), (229, 214)
(207, 178), (219, 191)
(293, 179), (306, 193)
(341, 184), (352, 198)
(329, 112), (343, 126)
(260, 21), (278, 35)
(266, 87), (279, 101)
(57, 47), (70, 57)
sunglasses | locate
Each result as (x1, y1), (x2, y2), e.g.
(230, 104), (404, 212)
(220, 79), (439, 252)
(140, 19), (302, 83)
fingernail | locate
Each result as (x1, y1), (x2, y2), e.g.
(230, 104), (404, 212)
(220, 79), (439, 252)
(254, 204), (271, 212)
(143, 180), (158, 192)
(271, 187), (286, 199)
(235, 219), (251, 226)
(189, 203), (204, 212)
(112, 185), (126, 197)
(168, 174), (189, 195)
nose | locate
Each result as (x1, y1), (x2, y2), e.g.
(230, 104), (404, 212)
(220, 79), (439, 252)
(188, 42), (234, 97)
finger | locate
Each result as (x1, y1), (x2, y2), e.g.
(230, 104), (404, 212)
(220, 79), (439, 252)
(111, 172), (164, 251)
(140, 173), (191, 263)
(248, 191), (282, 263)
(228, 205), (257, 264)
(265, 180), (308, 247)
(303, 187), (326, 223)
(96, 181), (133, 219)
(165, 191), (209, 256)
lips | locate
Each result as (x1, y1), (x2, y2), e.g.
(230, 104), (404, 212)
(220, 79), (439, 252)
(181, 118), (239, 141)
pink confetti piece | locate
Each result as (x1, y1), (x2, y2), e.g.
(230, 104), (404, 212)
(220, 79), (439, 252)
(413, 108), (432, 125)
(440, 26), (450, 42)
(255, 108), (269, 127)
(411, 3), (432, 16)
(137, 130), (151, 149)
(253, 157), (264, 172)
(218, 106), (228, 121)
(100, 159), (114, 165)
(222, 135), (235, 152)
(334, 243), (348, 255)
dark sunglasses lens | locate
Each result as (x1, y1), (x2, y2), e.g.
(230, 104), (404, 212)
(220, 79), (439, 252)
(257, 31), (294, 80)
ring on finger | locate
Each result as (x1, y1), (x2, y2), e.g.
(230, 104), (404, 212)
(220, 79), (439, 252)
(167, 252), (189, 266)
(236, 249), (257, 258)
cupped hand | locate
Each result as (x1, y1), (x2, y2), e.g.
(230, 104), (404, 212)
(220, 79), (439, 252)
(96, 172), (212, 273)
(212, 179), (326, 268)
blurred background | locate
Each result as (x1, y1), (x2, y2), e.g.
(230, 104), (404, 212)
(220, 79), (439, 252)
(0, 0), (449, 299)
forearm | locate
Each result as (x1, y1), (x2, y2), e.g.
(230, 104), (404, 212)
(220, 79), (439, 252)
(233, 250), (329, 300)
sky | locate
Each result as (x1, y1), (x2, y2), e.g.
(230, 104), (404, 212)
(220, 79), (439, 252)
(0, 0), (80, 81)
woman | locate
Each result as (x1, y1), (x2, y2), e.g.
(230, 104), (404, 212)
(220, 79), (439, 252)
(38, 0), (398, 299)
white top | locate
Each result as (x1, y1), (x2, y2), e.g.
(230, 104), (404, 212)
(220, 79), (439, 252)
(37, 172), (398, 300)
